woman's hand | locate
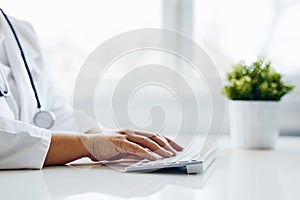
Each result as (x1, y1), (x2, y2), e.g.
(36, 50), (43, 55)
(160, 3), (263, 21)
(44, 130), (183, 166)
(82, 129), (183, 161)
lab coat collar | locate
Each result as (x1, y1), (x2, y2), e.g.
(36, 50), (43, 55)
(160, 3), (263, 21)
(0, 27), (6, 64)
(0, 31), (4, 44)
(0, 18), (5, 50)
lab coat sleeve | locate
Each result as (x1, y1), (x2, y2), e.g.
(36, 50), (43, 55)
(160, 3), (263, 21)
(0, 116), (51, 169)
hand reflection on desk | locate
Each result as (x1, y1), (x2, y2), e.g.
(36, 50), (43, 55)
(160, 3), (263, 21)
(0, 159), (214, 199)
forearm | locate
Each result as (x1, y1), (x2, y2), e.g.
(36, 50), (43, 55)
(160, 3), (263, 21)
(44, 133), (89, 166)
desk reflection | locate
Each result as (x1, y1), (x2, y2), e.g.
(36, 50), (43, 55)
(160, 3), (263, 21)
(0, 159), (215, 199)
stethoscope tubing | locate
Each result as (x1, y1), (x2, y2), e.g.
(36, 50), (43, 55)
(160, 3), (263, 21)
(0, 8), (42, 109)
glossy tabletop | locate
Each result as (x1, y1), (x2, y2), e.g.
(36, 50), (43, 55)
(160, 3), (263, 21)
(1, 136), (300, 200)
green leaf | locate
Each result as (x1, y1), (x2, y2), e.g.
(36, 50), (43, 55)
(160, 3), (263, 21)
(222, 56), (295, 100)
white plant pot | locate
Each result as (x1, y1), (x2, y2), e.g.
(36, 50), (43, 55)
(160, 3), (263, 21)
(228, 100), (280, 149)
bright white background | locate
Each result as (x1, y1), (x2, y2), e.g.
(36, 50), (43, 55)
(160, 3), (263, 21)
(1, 0), (300, 135)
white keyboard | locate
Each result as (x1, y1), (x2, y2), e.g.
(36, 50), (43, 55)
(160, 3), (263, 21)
(125, 148), (216, 174)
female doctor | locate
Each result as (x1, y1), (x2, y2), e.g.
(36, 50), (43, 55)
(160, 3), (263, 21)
(0, 9), (182, 169)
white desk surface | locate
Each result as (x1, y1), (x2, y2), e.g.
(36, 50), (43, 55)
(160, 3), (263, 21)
(1, 136), (300, 200)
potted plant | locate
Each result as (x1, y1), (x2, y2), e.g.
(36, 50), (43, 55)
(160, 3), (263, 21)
(223, 56), (295, 149)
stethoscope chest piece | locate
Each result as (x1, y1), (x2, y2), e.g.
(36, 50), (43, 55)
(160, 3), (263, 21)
(33, 110), (55, 129)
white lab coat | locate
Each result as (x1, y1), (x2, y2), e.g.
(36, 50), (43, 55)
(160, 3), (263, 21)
(0, 14), (97, 169)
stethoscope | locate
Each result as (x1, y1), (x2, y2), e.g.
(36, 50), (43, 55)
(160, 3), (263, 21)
(0, 8), (55, 129)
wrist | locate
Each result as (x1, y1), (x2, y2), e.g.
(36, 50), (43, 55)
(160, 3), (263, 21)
(45, 133), (92, 166)
(78, 134), (91, 158)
